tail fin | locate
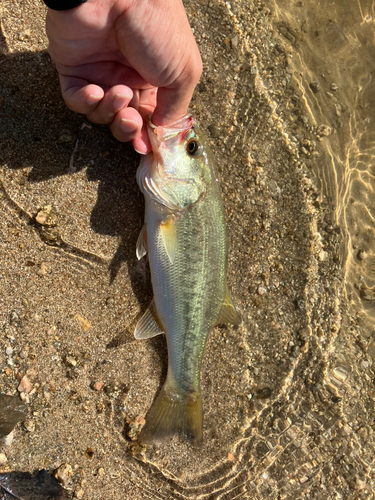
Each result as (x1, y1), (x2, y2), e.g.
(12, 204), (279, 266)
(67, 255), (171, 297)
(139, 384), (203, 445)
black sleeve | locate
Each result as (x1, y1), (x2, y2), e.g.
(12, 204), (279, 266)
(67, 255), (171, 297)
(42, 0), (88, 10)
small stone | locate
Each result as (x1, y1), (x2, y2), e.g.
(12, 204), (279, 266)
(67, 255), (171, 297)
(1, 430), (14, 447)
(105, 297), (115, 307)
(18, 375), (33, 394)
(90, 381), (104, 392)
(74, 488), (84, 499)
(316, 124), (331, 137)
(330, 83), (339, 91)
(127, 416), (146, 441)
(256, 387), (272, 399)
(23, 419), (35, 432)
(5, 346), (13, 356)
(257, 286), (267, 295)
(0, 453), (7, 465)
(54, 463), (73, 487)
(309, 81), (320, 93)
(37, 262), (48, 276)
(207, 124), (220, 138)
(357, 249), (367, 261)
(96, 403), (105, 413)
(230, 35), (239, 49)
(318, 250), (328, 261)
(357, 426), (368, 440)
(9, 310), (21, 327)
(354, 477), (366, 490)
(35, 205), (57, 226)
(227, 452), (235, 461)
(74, 313), (91, 331)
(58, 129), (76, 145)
(127, 442), (146, 457)
(65, 355), (77, 367)
(367, 341), (375, 359)
(97, 468), (105, 477)
(5, 368), (12, 377)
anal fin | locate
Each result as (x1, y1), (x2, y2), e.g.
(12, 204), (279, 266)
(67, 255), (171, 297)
(216, 286), (241, 326)
(134, 299), (164, 339)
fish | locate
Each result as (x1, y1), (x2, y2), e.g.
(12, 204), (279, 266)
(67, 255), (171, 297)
(135, 114), (240, 445)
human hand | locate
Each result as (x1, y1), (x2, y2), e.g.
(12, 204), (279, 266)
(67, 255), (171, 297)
(45, 0), (202, 153)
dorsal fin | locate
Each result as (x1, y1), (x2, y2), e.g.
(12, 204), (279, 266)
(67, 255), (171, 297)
(134, 299), (165, 339)
(216, 287), (241, 326)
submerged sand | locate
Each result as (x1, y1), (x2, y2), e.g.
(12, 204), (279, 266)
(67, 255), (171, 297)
(0, 0), (374, 498)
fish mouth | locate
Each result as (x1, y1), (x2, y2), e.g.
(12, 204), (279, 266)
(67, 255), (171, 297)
(147, 114), (195, 146)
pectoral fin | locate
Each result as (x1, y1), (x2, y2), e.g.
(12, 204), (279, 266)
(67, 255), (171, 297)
(216, 287), (241, 326)
(160, 216), (177, 264)
(136, 224), (148, 260)
(134, 299), (165, 339)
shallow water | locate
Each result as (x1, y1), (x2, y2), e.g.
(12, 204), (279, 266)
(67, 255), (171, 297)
(273, 0), (375, 337)
(0, 0), (375, 498)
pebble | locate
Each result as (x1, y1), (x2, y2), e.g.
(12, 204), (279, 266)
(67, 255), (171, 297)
(58, 129), (76, 145)
(309, 81), (320, 93)
(37, 262), (48, 276)
(354, 477), (366, 490)
(5, 346), (13, 356)
(65, 355), (78, 367)
(357, 426), (368, 440)
(9, 310), (21, 327)
(18, 375), (33, 394)
(230, 35), (239, 49)
(90, 381), (104, 392)
(127, 416), (146, 441)
(316, 124), (331, 137)
(74, 488), (84, 499)
(208, 124), (220, 138)
(74, 313), (91, 331)
(54, 463), (73, 487)
(23, 419), (35, 432)
(35, 205), (57, 226)
(256, 387), (272, 399)
(0, 453), (7, 465)
(330, 83), (339, 91)
(1, 430), (14, 447)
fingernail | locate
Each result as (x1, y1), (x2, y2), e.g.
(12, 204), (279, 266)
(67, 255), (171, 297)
(86, 94), (102, 106)
(134, 146), (149, 155)
(113, 93), (132, 111)
(120, 118), (139, 134)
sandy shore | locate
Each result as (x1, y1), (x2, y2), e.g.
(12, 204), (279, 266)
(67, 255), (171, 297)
(0, 0), (374, 498)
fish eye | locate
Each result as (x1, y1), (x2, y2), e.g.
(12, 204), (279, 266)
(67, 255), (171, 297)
(186, 139), (202, 157)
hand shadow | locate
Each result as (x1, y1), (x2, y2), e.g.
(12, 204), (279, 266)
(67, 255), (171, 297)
(0, 46), (153, 341)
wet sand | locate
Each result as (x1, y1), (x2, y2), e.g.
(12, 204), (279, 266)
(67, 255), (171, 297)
(1, 0), (374, 498)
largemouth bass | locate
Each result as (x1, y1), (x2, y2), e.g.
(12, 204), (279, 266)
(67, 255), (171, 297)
(135, 114), (240, 444)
